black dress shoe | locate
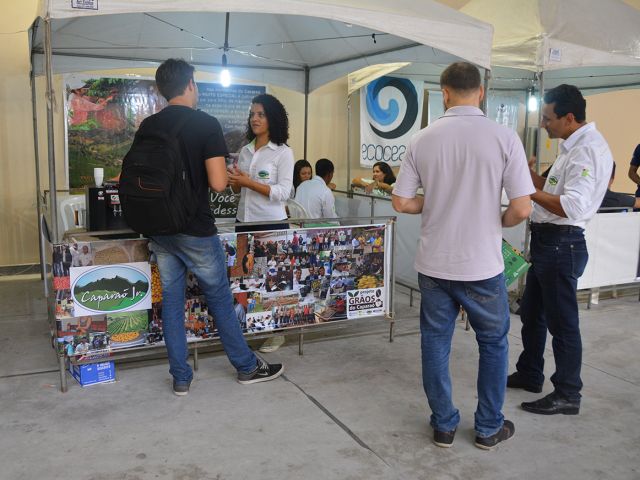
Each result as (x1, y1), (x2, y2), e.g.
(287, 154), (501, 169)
(507, 372), (543, 393)
(521, 392), (580, 415)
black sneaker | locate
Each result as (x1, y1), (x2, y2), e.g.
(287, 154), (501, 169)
(475, 420), (515, 450)
(237, 359), (284, 385)
(507, 372), (543, 393)
(172, 379), (191, 396)
(433, 428), (456, 448)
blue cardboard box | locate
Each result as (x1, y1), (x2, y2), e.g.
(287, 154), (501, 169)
(69, 361), (116, 387)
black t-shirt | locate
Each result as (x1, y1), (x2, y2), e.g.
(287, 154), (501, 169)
(139, 105), (228, 236)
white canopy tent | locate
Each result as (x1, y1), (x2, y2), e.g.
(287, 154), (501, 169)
(454, 0), (640, 163)
(29, 0), (494, 261)
(32, 0), (494, 92)
(460, 0), (640, 93)
(457, 0), (640, 295)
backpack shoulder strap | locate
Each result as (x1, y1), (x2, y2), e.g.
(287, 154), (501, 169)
(170, 109), (199, 191)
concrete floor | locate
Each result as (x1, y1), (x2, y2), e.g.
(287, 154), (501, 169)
(0, 275), (639, 480)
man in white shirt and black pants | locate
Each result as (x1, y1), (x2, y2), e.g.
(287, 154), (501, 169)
(295, 158), (338, 219)
(508, 84), (613, 415)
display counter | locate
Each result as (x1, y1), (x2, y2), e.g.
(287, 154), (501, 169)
(45, 217), (396, 391)
(333, 190), (640, 306)
(334, 190), (528, 292)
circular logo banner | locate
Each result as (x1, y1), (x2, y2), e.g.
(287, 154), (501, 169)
(365, 77), (419, 140)
(71, 264), (150, 313)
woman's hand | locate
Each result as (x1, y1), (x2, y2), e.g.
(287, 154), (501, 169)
(228, 167), (250, 189)
(228, 166), (272, 198)
(364, 181), (377, 194)
(377, 181), (393, 193)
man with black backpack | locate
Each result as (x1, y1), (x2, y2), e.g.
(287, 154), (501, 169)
(120, 59), (283, 395)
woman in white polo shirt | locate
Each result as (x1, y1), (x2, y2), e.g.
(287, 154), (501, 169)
(229, 93), (294, 353)
(229, 93), (294, 232)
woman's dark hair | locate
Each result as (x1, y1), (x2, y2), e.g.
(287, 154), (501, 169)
(543, 84), (586, 123)
(155, 58), (195, 101)
(246, 93), (289, 145)
(373, 162), (396, 184)
(293, 159), (312, 189)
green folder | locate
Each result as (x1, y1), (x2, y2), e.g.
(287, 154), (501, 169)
(502, 239), (530, 286)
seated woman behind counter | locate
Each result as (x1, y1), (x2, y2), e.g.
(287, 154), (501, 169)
(351, 161), (396, 195)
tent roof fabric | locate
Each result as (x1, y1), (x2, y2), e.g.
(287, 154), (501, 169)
(461, 0), (640, 71)
(458, 0), (640, 93)
(32, 0), (494, 93)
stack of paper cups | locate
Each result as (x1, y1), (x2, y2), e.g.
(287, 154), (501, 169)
(94, 167), (104, 187)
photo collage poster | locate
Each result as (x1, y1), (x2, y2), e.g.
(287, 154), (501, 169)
(159, 224), (388, 338)
(52, 239), (155, 358)
(51, 225), (388, 359)
(221, 224), (387, 333)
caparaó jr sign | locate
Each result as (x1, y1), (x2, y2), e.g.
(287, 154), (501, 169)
(69, 262), (152, 316)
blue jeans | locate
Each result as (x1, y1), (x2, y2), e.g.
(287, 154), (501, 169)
(149, 234), (257, 384)
(419, 272), (510, 438)
(516, 229), (588, 402)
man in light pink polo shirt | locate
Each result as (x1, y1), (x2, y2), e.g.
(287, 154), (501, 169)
(392, 62), (534, 450)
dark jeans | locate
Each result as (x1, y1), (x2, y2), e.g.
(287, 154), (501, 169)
(419, 272), (510, 437)
(516, 228), (588, 402)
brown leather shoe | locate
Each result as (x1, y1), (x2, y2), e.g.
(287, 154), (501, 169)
(433, 428), (456, 448)
(475, 420), (515, 450)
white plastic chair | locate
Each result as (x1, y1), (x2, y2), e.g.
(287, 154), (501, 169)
(286, 199), (311, 219)
(59, 195), (86, 232)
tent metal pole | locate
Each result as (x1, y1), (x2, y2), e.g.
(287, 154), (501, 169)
(519, 74), (545, 298)
(312, 42), (420, 70)
(482, 68), (490, 114)
(30, 23), (47, 288)
(387, 218), (396, 342)
(535, 72), (544, 174)
(304, 66), (309, 160)
(522, 87), (532, 153)
(44, 17), (59, 243)
(346, 93), (352, 192)
(33, 50), (305, 73)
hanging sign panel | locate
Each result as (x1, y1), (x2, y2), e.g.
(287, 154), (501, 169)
(64, 75), (264, 217)
(360, 76), (423, 167)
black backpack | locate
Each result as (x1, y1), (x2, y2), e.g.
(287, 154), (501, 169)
(119, 111), (198, 236)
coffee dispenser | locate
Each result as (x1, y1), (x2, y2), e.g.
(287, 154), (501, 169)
(85, 184), (129, 231)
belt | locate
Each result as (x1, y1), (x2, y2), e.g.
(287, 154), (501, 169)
(530, 223), (584, 233)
